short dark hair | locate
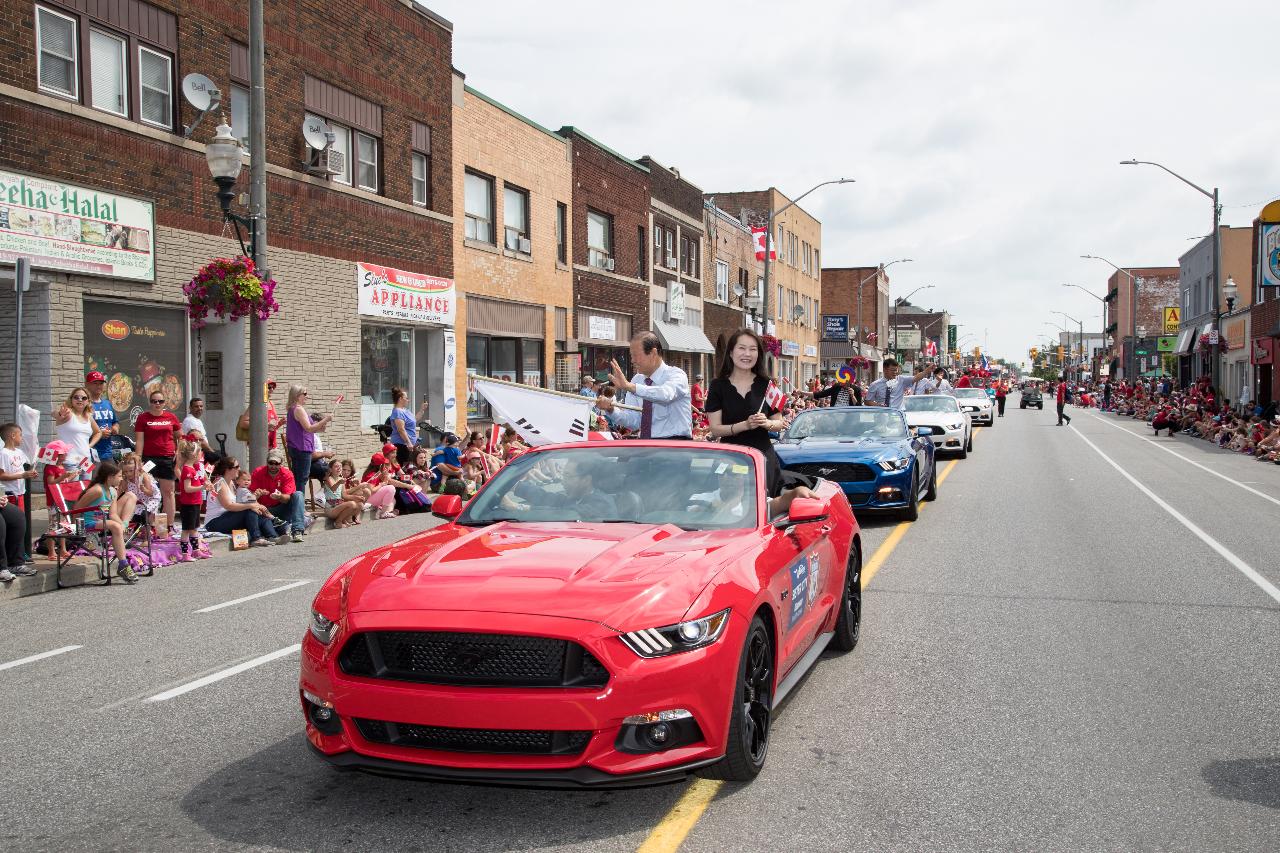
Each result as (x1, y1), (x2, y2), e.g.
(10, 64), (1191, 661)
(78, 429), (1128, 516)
(0, 422), (18, 442)
(883, 357), (899, 368)
(632, 331), (663, 356)
(189, 397), (203, 408)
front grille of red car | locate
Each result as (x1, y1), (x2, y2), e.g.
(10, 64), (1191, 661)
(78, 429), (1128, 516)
(785, 462), (877, 482)
(338, 631), (609, 688)
(353, 718), (593, 755)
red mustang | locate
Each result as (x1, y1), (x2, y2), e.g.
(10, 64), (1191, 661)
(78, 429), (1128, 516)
(300, 441), (863, 786)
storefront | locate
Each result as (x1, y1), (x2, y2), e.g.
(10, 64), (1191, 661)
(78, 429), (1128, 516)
(803, 345), (818, 384)
(465, 296), (547, 421)
(777, 339), (800, 386)
(83, 299), (189, 426)
(651, 284), (715, 380)
(1252, 337), (1275, 407)
(356, 261), (456, 433)
(578, 307), (632, 382)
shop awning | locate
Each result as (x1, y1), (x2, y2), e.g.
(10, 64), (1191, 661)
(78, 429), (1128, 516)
(1175, 327), (1196, 354)
(653, 319), (716, 354)
(820, 341), (861, 359)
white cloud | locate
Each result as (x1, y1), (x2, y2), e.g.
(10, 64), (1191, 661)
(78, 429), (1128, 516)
(435, 0), (1280, 363)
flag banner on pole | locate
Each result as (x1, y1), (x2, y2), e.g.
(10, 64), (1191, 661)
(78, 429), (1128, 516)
(474, 379), (597, 446)
(924, 339), (938, 358)
(763, 381), (787, 412)
(485, 423), (502, 456)
(750, 227), (777, 261)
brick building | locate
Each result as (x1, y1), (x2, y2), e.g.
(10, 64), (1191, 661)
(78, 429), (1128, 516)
(1101, 267), (1179, 381)
(452, 78), (573, 420)
(1249, 201), (1280, 408)
(891, 300), (950, 370)
(636, 157), (714, 379)
(0, 0), (455, 463)
(819, 266), (890, 378)
(1178, 226), (1252, 390)
(558, 127), (650, 381)
(702, 202), (759, 369)
(710, 189), (822, 386)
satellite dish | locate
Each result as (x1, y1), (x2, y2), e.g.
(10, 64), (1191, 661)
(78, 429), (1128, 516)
(302, 115), (332, 150)
(181, 73), (220, 111)
(791, 304), (805, 321)
(732, 282), (745, 298)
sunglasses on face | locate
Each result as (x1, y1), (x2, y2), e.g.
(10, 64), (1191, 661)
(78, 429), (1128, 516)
(150, 398), (165, 404)
(72, 395), (88, 401)
(267, 462), (281, 467)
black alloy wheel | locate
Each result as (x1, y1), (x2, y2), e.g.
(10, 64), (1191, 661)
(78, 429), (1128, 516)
(902, 469), (920, 521)
(924, 460), (938, 501)
(703, 617), (773, 781)
(831, 545), (862, 652)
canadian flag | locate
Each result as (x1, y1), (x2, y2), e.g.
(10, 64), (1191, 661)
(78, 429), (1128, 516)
(485, 423), (502, 456)
(750, 227), (777, 261)
(924, 339), (938, 357)
(762, 381), (788, 412)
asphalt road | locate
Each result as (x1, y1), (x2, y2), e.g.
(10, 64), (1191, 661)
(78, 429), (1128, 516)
(2, 399), (1278, 852)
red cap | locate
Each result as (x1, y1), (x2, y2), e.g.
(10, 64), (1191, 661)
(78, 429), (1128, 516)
(371, 453), (387, 465)
(382, 442), (396, 455)
(86, 371), (106, 383)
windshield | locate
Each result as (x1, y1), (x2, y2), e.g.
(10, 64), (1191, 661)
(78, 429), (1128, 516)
(784, 408), (908, 440)
(903, 396), (961, 413)
(953, 389), (988, 399)
(458, 446), (758, 530)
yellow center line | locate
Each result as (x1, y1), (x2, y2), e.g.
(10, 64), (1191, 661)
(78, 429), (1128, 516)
(635, 430), (977, 853)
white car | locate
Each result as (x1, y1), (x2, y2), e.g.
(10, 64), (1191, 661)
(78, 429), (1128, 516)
(903, 395), (972, 458)
(952, 388), (995, 426)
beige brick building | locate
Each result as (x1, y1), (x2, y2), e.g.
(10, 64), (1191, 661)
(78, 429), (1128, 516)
(451, 77), (575, 424)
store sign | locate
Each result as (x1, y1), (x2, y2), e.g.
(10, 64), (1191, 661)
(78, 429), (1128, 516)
(357, 262), (455, 326)
(0, 169), (155, 281)
(822, 314), (849, 340)
(947, 324), (957, 351)
(1157, 336), (1176, 353)
(83, 300), (187, 425)
(1252, 337), (1274, 365)
(666, 281), (685, 322)
(1262, 223), (1280, 289)
(892, 328), (921, 350)
(804, 344), (818, 357)
(588, 315), (617, 341)
(781, 339), (800, 356)
(1162, 306), (1181, 334)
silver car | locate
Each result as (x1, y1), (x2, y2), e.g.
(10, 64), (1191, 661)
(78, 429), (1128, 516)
(952, 388), (995, 426)
(903, 394), (972, 458)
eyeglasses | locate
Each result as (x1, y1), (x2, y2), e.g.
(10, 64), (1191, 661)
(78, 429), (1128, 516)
(267, 462), (281, 467)
(71, 395), (88, 401)
(150, 398), (165, 404)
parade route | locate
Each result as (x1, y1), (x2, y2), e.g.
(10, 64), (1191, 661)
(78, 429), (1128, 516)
(2, 404), (1276, 852)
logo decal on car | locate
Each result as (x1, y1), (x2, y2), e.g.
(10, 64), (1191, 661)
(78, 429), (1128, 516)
(446, 643), (488, 672)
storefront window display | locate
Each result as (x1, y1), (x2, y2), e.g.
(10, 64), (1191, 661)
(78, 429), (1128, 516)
(361, 324), (412, 428)
(467, 336), (545, 420)
(83, 299), (188, 426)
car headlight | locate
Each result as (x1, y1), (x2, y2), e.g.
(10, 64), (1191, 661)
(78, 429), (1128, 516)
(620, 608), (731, 658)
(310, 609), (338, 645)
(878, 457), (912, 471)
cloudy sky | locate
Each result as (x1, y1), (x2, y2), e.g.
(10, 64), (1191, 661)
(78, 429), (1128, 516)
(434, 0), (1280, 364)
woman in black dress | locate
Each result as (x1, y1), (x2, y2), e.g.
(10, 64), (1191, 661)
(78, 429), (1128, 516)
(705, 328), (813, 511)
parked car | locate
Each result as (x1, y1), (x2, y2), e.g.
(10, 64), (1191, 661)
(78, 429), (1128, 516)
(774, 406), (937, 520)
(902, 394), (972, 458)
(302, 441), (862, 786)
(953, 388), (995, 425)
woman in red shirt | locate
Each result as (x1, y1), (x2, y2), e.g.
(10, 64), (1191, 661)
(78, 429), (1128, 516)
(133, 391), (182, 533)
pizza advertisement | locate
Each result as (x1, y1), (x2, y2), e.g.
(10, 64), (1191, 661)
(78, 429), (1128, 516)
(82, 300), (189, 421)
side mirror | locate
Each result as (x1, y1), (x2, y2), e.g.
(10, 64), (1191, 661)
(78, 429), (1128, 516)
(914, 426), (933, 438)
(787, 497), (828, 525)
(431, 494), (463, 520)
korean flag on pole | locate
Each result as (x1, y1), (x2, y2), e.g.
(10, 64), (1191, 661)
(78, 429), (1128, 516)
(474, 379), (594, 446)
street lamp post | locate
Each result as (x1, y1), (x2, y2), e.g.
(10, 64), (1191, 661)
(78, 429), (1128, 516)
(760, 179), (854, 373)
(1081, 254), (1138, 382)
(1063, 283), (1106, 379)
(855, 258), (911, 369)
(891, 285), (935, 365)
(1053, 311), (1084, 381)
(1120, 159), (1221, 396)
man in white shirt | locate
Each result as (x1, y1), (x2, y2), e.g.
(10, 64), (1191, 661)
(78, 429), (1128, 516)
(597, 332), (692, 439)
(866, 358), (932, 410)
(180, 397), (222, 464)
(932, 367), (953, 394)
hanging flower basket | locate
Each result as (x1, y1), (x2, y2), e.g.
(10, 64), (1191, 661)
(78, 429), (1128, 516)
(847, 355), (872, 369)
(183, 256), (280, 328)
(1196, 333), (1213, 353)
(760, 334), (782, 357)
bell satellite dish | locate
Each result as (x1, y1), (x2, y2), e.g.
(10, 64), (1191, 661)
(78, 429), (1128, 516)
(791, 303), (805, 321)
(181, 73), (219, 111)
(732, 281), (745, 297)
(302, 115), (331, 150)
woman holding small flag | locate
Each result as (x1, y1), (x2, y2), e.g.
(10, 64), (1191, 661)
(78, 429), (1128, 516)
(810, 362), (864, 407)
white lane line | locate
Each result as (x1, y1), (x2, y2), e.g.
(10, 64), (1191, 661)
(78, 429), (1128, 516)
(0, 645), (82, 672)
(143, 644), (301, 703)
(194, 580), (312, 614)
(1070, 424), (1280, 606)
(1091, 413), (1280, 510)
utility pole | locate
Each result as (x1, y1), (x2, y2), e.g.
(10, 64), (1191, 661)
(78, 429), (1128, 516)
(247, 0), (270, 468)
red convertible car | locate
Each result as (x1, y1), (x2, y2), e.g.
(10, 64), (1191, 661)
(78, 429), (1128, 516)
(300, 441), (863, 786)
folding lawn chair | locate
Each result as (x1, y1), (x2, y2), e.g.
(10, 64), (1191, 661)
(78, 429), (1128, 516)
(44, 481), (152, 587)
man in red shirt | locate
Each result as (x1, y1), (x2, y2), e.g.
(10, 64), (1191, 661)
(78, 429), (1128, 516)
(690, 375), (706, 412)
(1056, 379), (1072, 426)
(250, 448), (306, 541)
(994, 380), (1008, 417)
(955, 371), (973, 388)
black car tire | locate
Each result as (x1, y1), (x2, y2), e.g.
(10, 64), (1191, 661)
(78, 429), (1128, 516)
(1020, 401), (1027, 409)
(702, 616), (773, 782)
(831, 544), (862, 652)
(1038, 403), (1044, 410)
(957, 431), (969, 459)
(924, 460), (938, 501)
(902, 470), (920, 521)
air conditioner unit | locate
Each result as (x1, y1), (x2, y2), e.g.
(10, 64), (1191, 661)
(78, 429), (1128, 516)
(605, 257), (616, 272)
(665, 253), (676, 269)
(306, 146), (343, 177)
(519, 236), (531, 254)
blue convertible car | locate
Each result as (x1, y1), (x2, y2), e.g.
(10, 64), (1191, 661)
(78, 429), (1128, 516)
(774, 407), (937, 520)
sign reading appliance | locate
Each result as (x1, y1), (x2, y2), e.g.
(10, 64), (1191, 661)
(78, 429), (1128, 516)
(0, 169), (155, 282)
(357, 262), (455, 326)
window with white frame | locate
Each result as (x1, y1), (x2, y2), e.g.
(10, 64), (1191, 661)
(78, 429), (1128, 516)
(308, 116), (351, 185)
(138, 46), (171, 128)
(504, 184), (530, 252)
(465, 170), (495, 243)
(230, 84), (250, 147)
(89, 29), (127, 116)
(715, 260), (730, 302)
(412, 152), (429, 207)
(356, 132), (378, 191)
(36, 6), (77, 98)
(587, 209), (612, 267)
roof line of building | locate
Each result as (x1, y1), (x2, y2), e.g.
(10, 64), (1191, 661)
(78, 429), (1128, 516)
(408, 1), (454, 32)
(557, 126), (650, 173)
(463, 86), (566, 144)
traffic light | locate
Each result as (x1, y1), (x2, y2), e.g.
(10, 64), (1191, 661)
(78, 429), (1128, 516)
(1058, 345), (1065, 362)
(973, 346), (981, 358)
(1030, 347), (1038, 360)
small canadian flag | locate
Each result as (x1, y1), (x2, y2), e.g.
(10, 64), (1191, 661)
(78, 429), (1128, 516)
(924, 339), (938, 357)
(762, 381), (788, 412)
